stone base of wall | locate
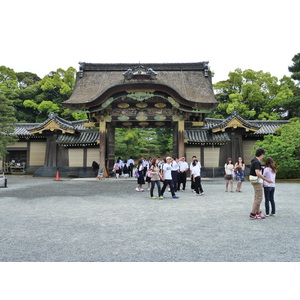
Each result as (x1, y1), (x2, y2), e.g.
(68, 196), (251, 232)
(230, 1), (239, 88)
(33, 167), (98, 178)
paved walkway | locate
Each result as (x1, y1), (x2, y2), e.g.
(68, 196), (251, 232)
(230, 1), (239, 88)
(0, 175), (299, 261)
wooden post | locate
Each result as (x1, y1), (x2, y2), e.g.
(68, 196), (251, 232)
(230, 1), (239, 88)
(99, 118), (107, 176)
(178, 119), (185, 158)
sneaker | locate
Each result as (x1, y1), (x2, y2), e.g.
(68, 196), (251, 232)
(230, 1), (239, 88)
(270, 213), (275, 216)
(200, 192), (204, 196)
(195, 193), (201, 196)
(265, 214), (270, 217)
(140, 188), (144, 192)
(258, 211), (266, 219)
(249, 213), (261, 220)
(135, 187), (140, 192)
(147, 188), (150, 191)
(159, 196), (164, 199)
(172, 195), (179, 199)
(151, 196), (157, 199)
(168, 188), (171, 192)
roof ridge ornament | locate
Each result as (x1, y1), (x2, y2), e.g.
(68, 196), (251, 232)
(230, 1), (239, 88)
(123, 64), (157, 80)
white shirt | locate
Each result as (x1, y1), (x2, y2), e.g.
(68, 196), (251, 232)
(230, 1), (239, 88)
(224, 163), (233, 175)
(163, 163), (172, 180)
(171, 161), (179, 171)
(127, 158), (134, 165)
(142, 160), (149, 168)
(178, 161), (188, 172)
(190, 161), (201, 171)
(191, 165), (201, 177)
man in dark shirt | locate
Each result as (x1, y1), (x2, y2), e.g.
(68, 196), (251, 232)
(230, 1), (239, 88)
(249, 148), (273, 220)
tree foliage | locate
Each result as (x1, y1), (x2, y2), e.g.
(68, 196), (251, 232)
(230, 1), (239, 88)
(115, 128), (173, 159)
(0, 65), (86, 123)
(254, 119), (300, 178)
(0, 95), (17, 160)
(211, 69), (296, 120)
(288, 52), (300, 83)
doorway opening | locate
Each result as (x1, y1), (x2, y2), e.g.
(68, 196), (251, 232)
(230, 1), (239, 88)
(114, 127), (173, 161)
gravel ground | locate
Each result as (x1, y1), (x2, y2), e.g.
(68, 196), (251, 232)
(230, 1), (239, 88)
(0, 175), (299, 262)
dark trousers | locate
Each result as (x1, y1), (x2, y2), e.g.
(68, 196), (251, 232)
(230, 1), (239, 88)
(191, 175), (195, 190)
(264, 187), (275, 215)
(171, 171), (178, 192)
(194, 176), (203, 194)
(150, 180), (161, 197)
(161, 179), (175, 197)
(129, 165), (133, 177)
(178, 171), (187, 190)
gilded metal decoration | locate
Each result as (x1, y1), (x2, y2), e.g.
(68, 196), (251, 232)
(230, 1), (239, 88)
(155, 122), (165, 127)
(118, 103), (130, 108)
(118, 116), (130, 121)
(127, 92), (153, 101)
(154, 115), (166, 121)
(136, 114), (148, 121)
(101, 97), (114, 108)
(122, 122), (132, 127)
(154, 103), (166, 108)
(139, 122), (149, 127)
(167, 97), (180, 108)
(136, 103), (148, 108)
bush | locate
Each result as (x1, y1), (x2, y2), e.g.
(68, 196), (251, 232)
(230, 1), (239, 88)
(255, 120), (300, 179)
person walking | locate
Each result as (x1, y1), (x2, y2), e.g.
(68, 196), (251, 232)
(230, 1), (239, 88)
(123, 160), (129, 178)
(145, 158), (152, 190)
(113, 158), (122, 178)
(249, 148), (273, 220)
(190, 159), (204, 196)
(234, 157), (245, 192)
(190, 156), (201, 192)
(149, 158), (162, 199)
(171, 157), (179, 192)
(178, 157), (189, 191)
(136, 159), (145, 192)
(263, 157), (277, 217)
(160, 157), (179, 199)
(127, 157), (134, 177)
(224, 158), (234, 192)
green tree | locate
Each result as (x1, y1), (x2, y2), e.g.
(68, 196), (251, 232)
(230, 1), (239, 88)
(115, 127), (173, 159)
(0, 95), (18, 160)
(16, 67), (79, 122)
(288, 53), (300, 83)
(211, 69), (296, 120)
(254, 119), (300, 178)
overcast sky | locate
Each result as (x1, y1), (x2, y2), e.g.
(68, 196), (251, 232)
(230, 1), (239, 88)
(1, 0), (299, 84)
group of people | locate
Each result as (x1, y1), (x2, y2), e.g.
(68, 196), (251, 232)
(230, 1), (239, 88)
(135, 155), (204, 199)
(112, 157), (135, 178)
(224, 150), (277, 220)
(108, 149), (277, 217)
(224, 157), (246, 193)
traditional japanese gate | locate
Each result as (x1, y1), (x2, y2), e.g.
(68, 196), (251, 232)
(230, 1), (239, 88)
(64, 62), (217, 175)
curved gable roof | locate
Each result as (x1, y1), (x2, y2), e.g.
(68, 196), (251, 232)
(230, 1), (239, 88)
(63, 62), (217, 110)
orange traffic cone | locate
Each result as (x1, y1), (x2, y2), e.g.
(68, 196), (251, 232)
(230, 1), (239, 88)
(54, 170), (62, 181)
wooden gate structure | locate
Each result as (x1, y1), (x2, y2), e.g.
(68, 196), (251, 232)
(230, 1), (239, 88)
(63, 62), (217, 175)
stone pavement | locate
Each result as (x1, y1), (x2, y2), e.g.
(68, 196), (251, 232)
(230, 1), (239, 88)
(0, 175), (299, 262)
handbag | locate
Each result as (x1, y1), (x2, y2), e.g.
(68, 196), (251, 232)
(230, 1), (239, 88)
(249, 175), (259, 183)
(147, 169), (153, 178)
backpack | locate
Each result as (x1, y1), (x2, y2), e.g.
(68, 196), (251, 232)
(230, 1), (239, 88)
(114, 163), (119, 170)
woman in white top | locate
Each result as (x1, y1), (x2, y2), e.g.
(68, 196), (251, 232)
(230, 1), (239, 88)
(263, 157), (277, 216)
(224, 157), (234, 192)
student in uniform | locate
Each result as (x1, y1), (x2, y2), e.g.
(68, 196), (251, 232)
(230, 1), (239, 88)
(178, 157), (189, 191)
(160, 157), (179, 199)
(171, 157), (179, 193)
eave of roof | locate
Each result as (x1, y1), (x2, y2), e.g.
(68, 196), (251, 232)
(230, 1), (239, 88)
(63, 62), (217, 110)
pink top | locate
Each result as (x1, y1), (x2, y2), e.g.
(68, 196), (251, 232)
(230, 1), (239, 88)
(263, 167), (276, 187)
